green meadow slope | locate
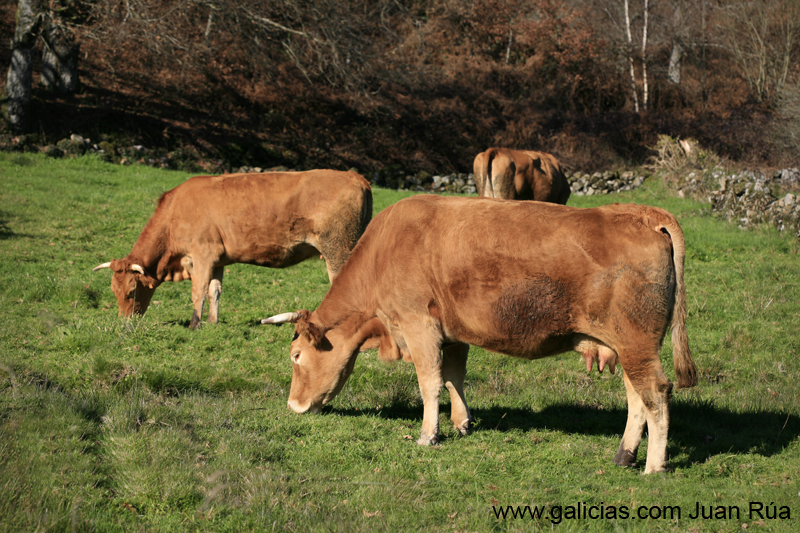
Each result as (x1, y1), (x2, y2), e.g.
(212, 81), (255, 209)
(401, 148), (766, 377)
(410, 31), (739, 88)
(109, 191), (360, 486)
(0, 154), (798, 532)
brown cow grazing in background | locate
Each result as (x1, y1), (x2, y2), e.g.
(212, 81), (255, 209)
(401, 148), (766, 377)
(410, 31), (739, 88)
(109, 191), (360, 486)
(94, 170), (372, 329)
(474, 147), (570, 204)
(263, 195), (697, 474)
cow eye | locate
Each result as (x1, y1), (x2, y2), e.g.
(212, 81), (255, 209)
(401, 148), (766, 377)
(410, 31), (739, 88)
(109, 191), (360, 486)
(291, 351), (301, 364)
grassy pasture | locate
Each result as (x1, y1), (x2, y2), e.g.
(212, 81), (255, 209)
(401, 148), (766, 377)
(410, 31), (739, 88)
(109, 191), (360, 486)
(0, 153), (798, 532)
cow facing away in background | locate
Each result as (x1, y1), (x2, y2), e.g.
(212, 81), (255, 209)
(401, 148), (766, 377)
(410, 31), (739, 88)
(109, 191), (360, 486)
(473, 147), (570, 204)
(263, 195), (697, 474)
(94, 170), (372, 328)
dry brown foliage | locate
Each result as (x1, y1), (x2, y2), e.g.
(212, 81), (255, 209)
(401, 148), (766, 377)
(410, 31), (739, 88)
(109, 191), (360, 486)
(3, 0), (799, 172)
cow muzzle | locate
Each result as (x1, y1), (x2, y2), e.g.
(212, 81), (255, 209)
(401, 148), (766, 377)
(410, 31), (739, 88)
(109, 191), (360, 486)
(287, 398), (321, 414)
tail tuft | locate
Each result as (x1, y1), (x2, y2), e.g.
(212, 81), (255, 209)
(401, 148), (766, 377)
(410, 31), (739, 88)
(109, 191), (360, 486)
(660, 212), (698, 389)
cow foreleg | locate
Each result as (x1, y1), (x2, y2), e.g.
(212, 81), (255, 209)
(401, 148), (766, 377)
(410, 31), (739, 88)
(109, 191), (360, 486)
(442, 343), (472, 436)
(409, 340), (443, 446)
(189, 262), (213, 329)
(207, 266), (224, 324)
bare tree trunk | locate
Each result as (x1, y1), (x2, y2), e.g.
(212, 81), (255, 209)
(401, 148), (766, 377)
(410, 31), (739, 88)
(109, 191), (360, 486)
(624, 0), (639, 112)
(668, 41), (683, 84)
(701, 0), (707, 105)
(205, 12), (214, 42)
(505, 28), (513, 65)
(41, 17), (80, 94)
(666, 0), (685, 86)
(3, 0), (42, 131)
(775, 1), (800, 96)
(641, 0), (649, 110)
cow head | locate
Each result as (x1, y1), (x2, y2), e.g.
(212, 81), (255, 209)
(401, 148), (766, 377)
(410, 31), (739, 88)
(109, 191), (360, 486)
(93, 259), (159, 317)
(262, 311), (382, 414)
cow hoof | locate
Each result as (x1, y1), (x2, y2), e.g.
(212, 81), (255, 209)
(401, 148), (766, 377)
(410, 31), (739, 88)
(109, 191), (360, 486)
(613, 448), (638, 468)
(454, 418), (472, 436)
(644, 465), (670, 474)
(416, 434), (438, 446)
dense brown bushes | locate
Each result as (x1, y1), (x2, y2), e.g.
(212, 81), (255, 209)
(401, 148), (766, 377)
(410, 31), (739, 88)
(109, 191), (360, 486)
(2, 0), (798, 173)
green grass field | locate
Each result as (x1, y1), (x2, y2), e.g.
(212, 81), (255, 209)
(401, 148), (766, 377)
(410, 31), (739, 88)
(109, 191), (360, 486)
(1, 153), (798, 532)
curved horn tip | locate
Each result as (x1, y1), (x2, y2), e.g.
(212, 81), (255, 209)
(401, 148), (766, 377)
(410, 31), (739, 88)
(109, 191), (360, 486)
(93, 262), (112, 271)
(261, 312), (302, 325)
(130, 264), (145, 275)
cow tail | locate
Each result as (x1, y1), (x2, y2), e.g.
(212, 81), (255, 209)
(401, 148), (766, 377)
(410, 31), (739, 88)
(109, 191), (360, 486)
(360, 184), (374, 233)
(659, 216), (698, 389)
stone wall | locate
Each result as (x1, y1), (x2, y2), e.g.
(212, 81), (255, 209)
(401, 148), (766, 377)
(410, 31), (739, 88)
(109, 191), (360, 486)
(566, 170), (647, 196)
(683, 168), (800, 238)
(365, 168), (650, 196)
(14, 131), (800, 238)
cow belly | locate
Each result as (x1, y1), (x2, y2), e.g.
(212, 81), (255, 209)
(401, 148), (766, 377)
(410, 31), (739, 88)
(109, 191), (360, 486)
(238, 242), (320, 268)
(483, 332), (577, 360)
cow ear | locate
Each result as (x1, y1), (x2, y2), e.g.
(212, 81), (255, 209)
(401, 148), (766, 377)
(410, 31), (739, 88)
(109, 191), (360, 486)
(131, 270), (158, 290)
(108, 259), (126, 272)
(294, 311), (327, 347)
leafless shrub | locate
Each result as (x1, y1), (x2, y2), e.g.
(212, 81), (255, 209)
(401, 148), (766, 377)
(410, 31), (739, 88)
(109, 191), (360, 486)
(717, 0), (800, 103)
(80, 0), (411, 94)
(649, 134), (720, 183)
(772, 84), (800, 163)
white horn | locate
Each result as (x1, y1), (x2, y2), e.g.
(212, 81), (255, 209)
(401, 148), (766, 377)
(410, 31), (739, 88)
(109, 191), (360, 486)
(261, 312), (302, 325)
(130, 264), (145, 275)
(93, 262), (112, 271)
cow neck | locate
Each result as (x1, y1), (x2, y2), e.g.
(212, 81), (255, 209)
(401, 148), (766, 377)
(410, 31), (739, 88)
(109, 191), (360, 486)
(127, 211), (170, 274)
(313, 251), (376, 336)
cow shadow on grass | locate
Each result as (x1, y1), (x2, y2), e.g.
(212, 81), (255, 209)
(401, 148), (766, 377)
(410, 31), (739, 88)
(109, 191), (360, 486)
(161, 319), (193, 329)
(1, 213), (20, 240)
(329, 400), (800, 469)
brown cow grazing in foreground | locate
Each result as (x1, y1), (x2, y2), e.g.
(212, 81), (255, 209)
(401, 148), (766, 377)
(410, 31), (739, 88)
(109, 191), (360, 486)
(263, 195), (697, 474)
(94, 170), (372, 329)
(473, 147), (570, 204)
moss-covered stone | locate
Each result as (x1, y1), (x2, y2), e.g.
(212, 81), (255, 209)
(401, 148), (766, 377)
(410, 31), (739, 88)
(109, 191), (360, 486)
(43, 144), (64, 158)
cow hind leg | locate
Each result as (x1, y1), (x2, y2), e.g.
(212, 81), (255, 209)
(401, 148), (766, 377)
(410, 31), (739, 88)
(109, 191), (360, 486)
(322, 256), (336, 284)
(207, 266), (224, 324)
(641, 374), (672, 474)
(616, 357), (673, 474)
(493, 161), (516, 200)
(615, 371), (646, 468)
(442, 342), (472, 436)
